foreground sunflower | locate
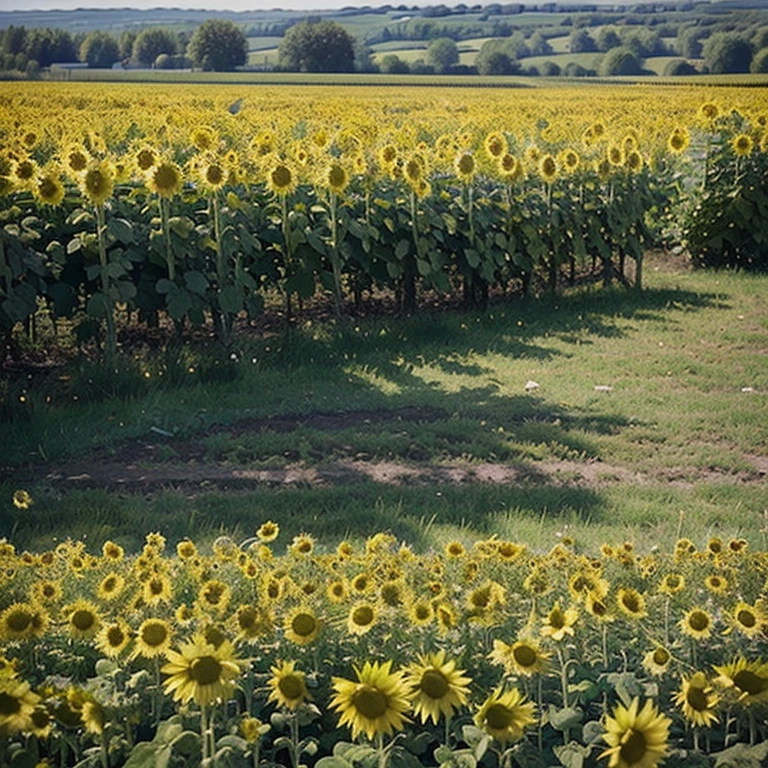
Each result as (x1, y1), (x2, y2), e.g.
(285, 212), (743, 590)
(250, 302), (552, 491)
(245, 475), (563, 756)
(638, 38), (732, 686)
(712, 657), (768, 705)
(0, 676), (40, 735)
(404, 650), (471, 725)
(330, 660), (411, 741)
(672, 672), (719, 728)
(162, 635), (241, 707)
(474, 687), (536, 745)
(267, 660), (311, 711)
(600, 698), (670, 768)
(490, 638), (550, 677)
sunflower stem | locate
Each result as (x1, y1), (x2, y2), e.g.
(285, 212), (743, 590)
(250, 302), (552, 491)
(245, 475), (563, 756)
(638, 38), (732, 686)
(693, 726), (700, 752)
(201, 704), (209, 762)
(280, 193), (293, 319)
(289, 711), (301, 768)
(375, 732), (386, 768)
(536, 675), (543, 753)
(95, 203), (115, 368)
(601, 623), (608, 670)
(663, 598), (670, 647)
(160, 195), (174, 281)
(153, 655), (162, 726)
(748, 708), (756, 746)
(99, 731), (109, 768)
(329, 191), (342, 319)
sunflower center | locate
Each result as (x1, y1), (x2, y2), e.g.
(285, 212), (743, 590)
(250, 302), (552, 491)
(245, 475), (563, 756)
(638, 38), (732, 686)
(85, 170), (107, 195)
(7, 609), (31, 633)
(549, 609), (565, 629)
(238, 607), (258, 630)
(352, 606), (374, 626)
(39, 178), (58, 199)
(72, 609), (95, 631)
(652, 648), (670, 665)
(149, 579), (163, 595)
(689, 611), (709, 631)
(207, 165), (224, 185)
(137, 149), (155, 170)
(191, 655), (222, 685)
(142, 622), (168, 647)
(485, 703), (513, 730)
(733, 670), (768, 696)
(328, 165), (346, 189)
(619, 729), (647, 765)
(686, 685), (709, 711)
(513, 645), (537, 668)
(278, 674), (304, 700)
(154, 165), (180, 192)
(0, 692), (21, 716)
(622, 593), (640, 613)
(353, 686), (388, 719)
(737, 609), (756, 628)
(292, 612), (317, 637)
(420, 670), (449, 699)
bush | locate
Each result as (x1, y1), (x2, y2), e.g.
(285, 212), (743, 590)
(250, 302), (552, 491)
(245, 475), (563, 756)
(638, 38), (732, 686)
(663, 58), (697, 76)
(599, 46), (644, 76)
(702, 32), (753, 74)
(750, 47), (768, 73)
(379, 53), (410, 74)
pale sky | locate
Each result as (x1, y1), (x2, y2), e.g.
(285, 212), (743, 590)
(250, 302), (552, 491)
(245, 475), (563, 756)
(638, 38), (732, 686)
(1, 0), (433, 11)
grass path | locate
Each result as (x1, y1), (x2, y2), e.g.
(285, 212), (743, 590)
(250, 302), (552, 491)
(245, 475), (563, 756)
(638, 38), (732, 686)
(2, 254), (767, 553)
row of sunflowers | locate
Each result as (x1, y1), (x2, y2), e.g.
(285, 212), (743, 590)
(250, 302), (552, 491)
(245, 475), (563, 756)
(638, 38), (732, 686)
(1, 83), (768, 359)
(1, 525), (767, 767)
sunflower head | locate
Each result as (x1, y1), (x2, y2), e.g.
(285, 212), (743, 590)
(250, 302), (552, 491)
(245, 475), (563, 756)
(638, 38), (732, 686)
(150, 161), (183, 199)
(474, 687), (536, 745)
(405, 650), (471, 725)
(268, 660), (311, 711)
(285, 607), (321, 646)
(600, 698), (671, 768)
(454, 152), (476, 183)
(80, 161), (114, 206)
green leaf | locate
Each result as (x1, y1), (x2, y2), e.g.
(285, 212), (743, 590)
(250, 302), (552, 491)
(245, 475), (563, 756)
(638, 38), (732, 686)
(464, 248), (480, 269)
(395, 239), (409, 260)
(166, 288), (192, 320)
(86, 292), (109, 319)
(155, 278), (175, 294)
(8, 748), (35, 768)
(184, 270), (209, 295)
(416, 258), (431, 276)
(553, 742), (590, 768)
(547, 705), (583, 731)
(108, 217), (135, 245)
(712, 741), (768, 768)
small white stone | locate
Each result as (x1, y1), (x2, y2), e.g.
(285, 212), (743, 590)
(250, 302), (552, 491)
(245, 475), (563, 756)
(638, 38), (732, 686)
(594, 385), (613, 393)
(741, 387), (756, 393)
(525, 380), (540, 391)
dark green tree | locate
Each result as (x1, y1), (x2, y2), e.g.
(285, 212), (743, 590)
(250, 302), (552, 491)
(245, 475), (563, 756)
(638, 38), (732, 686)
(599, 46), (644, 76)
(663, 58), (697, 76)
(187, 20), (247, 71)
(119, 30), (137, 61)
(132, 28), (177, 66)
(569, 28), (597, 53)
(426, 37), (459, 73)
(527, 30), (552, 57)
(703, 33), (753, 74)
(80, 30), (120, 68)
(677, 25), (706, 58)
(476, 50), (515, 75)
(751, 47), (768, 74)
(379, 53), (410, 73)
(596, 27), (621, 52)
(278, 20), (355, 73)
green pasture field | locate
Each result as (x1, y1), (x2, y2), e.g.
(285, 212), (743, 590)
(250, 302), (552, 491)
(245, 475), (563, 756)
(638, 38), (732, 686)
(3, 256), (767, 556)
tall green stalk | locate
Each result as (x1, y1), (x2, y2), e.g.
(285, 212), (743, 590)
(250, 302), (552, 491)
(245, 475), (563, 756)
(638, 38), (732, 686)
(95, 203), (115, 367)
(329, 191), (343, 318)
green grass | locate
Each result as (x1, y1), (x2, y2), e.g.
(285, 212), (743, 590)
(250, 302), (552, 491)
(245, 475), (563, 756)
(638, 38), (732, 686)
(3, 257), (768, 554)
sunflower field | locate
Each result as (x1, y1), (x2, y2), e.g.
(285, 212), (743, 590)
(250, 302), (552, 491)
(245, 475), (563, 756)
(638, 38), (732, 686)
(1, 83), (768, 361)
(1, 528), (767, 767)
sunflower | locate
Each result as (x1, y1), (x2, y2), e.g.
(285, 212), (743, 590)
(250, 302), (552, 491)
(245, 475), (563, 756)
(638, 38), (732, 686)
(616, 587), (647, 620)
(704, 574), (728, 595)
(200, 160), (227, 192)
(324, 163), (349, 195)
(540, 601), (578, 642)
(266, 163), (296, 197)
(27, 705), (53, 738)
(474, 687), (536, 745)
(101, 540), (124, 561)
(445, 540), (466, 558)
(454, 152), (476, 183)
(559, 148), (580, 174)
(408, 600), (434, 627)
(404, 650), (471, 725)
(176, 539), (197, 560)
(149, 161), (183, 199)
(732, 134), (753, 157)
(698, 102), (720, 123)
(0, 677), (40, 735)
(490, 638), (550, 677)
(97, 572), (125, 601)
(143, 573), (173, 605)
(586, 592), (614, 623)
(713, 658), (768, 705)
(289, 533), (315, 557)
(607, 144), (625, 167)
(484, 132), (506, 160)
(80, 160), (114, 206)
(191, 127), (217, 153)
(134, 145), (158, 175)
(198, 579), (231, 613)
(61, 144), (91, 178)
(284, 607), (321, 645)
(725, 601), (766, 638)
(135, 618), (173, 659)
(667, 127), (690, 154)
(35, 173), (65, 207)
(378, 144), (398, 170)
(162, 635), (241, 707)
(11, 156), (38, 189)
(538, 154), (558, 183)
(257, 520), (279, 543)
(672, 673), (719, 728)
(233, 604), (273, 643)
(330, 660), (411, 740)
(658, 573), (685, 595)
(403, 154), (425, 187)
(267, 660), (311, 711)
(0, 603), (36, 641)
(600, 698), (671, 768)
(95, 620), (132, 657)
(30, 579), (62, 605)
(65, 599), (101, 640)
(625, 150), (643, 174)
(327, 579), (349, 604)
(347, 602), (377, 636)
(679, 608), (713, 640)
(642, 646), (672, 677)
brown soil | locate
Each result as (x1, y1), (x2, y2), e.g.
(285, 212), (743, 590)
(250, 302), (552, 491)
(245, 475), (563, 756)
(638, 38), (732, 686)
(10, 405), (765, 495)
